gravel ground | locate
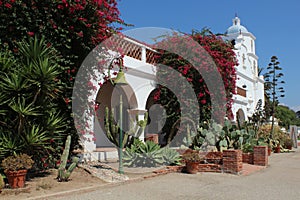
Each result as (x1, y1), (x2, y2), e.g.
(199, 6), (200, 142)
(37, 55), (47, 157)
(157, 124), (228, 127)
(50, 148), (300, 200)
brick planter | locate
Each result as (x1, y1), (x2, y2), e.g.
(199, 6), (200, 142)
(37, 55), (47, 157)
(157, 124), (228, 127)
(222, 150), (243, 174)
(204, 152), (223, 164)
(253, 146), (268, 166)
(242, 152), (254, 164)
(198, 164), (222, 173)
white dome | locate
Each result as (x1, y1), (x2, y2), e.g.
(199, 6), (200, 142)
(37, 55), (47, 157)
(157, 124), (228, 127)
(225, 16), (248, 34)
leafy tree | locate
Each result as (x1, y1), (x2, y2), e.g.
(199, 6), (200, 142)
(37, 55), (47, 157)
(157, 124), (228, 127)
(264, 56), (285, 138)
(275, 105), (300, 129)
(0, 0), (124, 146)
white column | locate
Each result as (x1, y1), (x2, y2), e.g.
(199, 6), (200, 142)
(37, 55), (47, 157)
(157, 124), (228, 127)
(141, 47), (146, 63)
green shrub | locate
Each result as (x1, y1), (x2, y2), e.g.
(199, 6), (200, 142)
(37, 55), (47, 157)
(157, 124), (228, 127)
(1, 154), (34, 172)
(0, 0), (125, 156)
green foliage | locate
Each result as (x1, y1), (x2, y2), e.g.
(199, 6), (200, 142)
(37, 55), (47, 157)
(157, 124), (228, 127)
(283, 137), (293, 149)
(181, 124), (196, 148)
(264, 56), (285, 138)
(161, 148), (182, 166)
(1, 154), (34, 172)
(189, 120), (262, 152)
(182, 150), (204, 162)
(57, 135), (79, 182)
(104, 107), (148, 148)
(154, 29), (238, 144)
(0, 38), (68, 169)
(123, 139), (182, 167)
(275, 105), (300, 129)
(247, 99), (267, 134)
(105, 107), (129, 149)
(0, 0), (125, 152)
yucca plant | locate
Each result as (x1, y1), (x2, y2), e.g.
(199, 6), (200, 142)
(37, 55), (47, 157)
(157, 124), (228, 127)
(0, 37), (68, 169)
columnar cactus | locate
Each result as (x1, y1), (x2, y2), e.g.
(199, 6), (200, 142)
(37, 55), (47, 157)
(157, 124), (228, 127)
(105, 107), (148, 148)
(105, 107), (129, 148)
(57, 135), (79, 182)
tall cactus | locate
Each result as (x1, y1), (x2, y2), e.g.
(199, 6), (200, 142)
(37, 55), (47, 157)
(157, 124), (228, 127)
(105, 107), (148, 148)
(105, 107), (128, 148)
(57, 135), (79, 182)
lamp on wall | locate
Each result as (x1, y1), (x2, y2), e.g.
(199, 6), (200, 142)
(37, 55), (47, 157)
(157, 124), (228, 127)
(114, 62), (128, 85)
(108, 56), (128, 85)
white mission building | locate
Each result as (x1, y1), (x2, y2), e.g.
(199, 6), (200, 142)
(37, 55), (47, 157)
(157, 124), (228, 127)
(79, 17), (265, 160)
(223, 16), (265, 123)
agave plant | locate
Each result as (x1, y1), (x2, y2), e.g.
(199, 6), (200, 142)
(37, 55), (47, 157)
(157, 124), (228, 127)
(123, 138), (182, 167)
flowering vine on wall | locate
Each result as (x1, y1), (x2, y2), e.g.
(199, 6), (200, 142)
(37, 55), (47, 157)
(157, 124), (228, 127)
(153, 29), (237, 143)
(0, 0), (125, 144)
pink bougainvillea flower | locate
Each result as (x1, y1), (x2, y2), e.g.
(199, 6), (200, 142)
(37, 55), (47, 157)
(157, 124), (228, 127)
(78, 17), (87, 22)
(64, 98), (70, 105)
(187, 77), (193, 82)
(77, 31), (83, 37)
(5, 3), (12, 8)
(27, 32), (35, 37)
(57, 4), (64, 9)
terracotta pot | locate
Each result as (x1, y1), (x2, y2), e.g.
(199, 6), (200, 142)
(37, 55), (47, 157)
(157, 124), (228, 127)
(185, 161), (199, 174)
(274, 146), (281, 153)
(267, 147), (272, 156)
(5, 169), (27, 188)
(145, 134), (159, 144)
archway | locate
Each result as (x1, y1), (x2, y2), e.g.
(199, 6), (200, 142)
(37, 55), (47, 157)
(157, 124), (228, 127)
(145, 89), (167, 145)
(94, 81), (138, 147)
(236, 108), (246, 126)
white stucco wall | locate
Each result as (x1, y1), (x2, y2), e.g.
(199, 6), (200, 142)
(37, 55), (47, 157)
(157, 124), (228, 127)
(223, 17), (264, 122)
(82, 46), (157, 151)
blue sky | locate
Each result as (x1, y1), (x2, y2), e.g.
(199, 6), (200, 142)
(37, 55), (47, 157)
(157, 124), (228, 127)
(118, 0), (300, 111)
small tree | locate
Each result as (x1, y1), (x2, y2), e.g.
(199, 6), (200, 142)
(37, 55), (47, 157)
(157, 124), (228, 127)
(264, 56), (285, 138)
(275, 105), (300, 129)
